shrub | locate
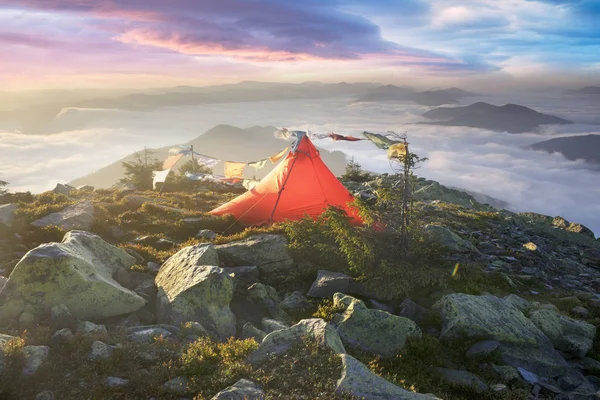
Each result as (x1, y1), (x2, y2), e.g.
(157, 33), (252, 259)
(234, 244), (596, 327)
(14, 192), (74, 225)
(254, 338), (348, 400)
(312, 299), (346, 322)
(283, 207), (375, 275)
(341, 157), (372, 183)
(182, 337), (257, 397)
(19, 225), (66, 249)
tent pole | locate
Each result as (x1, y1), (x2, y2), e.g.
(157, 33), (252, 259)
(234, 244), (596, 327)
(268, 135), (304, 222)
(269, 153), (298, 223)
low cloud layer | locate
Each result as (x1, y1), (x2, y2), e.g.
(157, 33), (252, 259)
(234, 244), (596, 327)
(1, 93), (599, 235)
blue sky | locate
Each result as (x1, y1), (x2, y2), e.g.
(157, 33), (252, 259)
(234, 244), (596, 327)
(0, 0), (598, 89)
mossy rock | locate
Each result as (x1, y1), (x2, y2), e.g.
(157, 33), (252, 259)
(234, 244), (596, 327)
(2, 231), (144, 319)
(155, 244), (235, 341)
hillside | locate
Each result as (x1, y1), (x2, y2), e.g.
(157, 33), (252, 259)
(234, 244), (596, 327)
(0, 82), (379, 135)
(527, 134), (600, 164)
(420, 102), (572, 133)
(69, 125), (349, 188)
(1, 174), (600, 399)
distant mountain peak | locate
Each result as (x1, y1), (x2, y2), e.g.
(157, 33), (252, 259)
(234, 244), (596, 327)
(565, 86), (600, 95)
(527, 134), (600, 165)
(421, 102), (572, 133)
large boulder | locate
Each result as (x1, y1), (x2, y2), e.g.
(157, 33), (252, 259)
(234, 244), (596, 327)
(52, 183), (75, 196)
(434, 294), (548, 346)
(528, 309), (596, 358)
(0, 231), (144, 319)
(334, 299), (421, 358)
(307, 270), (352, 298)
(335, 354), (439, 399)
(210, 379), (265, 400)
(250, 318), (345, 365)
(424, 225), (479, 253)
(215, 235), (295, 276)
(0, 203), (17, 226)
(22, 345), (50, 375)
(155, 244), (235, 340)
(279, 291), (312, 314)
(434, 293), (570, 378)
(435, 368), (488, 392)
(126, 325), (179, 343)
(31, 200), (95, 231)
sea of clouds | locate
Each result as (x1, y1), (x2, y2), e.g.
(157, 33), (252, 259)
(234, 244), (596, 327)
(1, 93), (599, 235)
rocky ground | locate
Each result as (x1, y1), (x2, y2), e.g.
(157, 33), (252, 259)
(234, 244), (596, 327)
(0, 177), (599, 399)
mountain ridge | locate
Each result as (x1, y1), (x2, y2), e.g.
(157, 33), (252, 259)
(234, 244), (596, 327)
(527, 134), (600, 165)
(420, 102), (572, 133)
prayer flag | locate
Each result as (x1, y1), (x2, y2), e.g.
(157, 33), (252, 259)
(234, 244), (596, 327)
(269, 146), (290, 163)
(224, 161), (246, 178)
(387, 143), (408, 159)
(152, 168), (172, 189)
(328, 133), (364, 142)
(362, 132), (401, 150)
(248, 159), (268, 170)
(162, 154), (183, 170)
(275, 128), (306, 140)
(196, 154), (220, 168)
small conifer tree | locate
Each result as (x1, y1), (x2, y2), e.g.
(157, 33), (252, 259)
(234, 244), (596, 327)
(120, 151), (162, 190)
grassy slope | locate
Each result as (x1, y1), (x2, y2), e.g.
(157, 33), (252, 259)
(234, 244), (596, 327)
(0, 182), (599, 399)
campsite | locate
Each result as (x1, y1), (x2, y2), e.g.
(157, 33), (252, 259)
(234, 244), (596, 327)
(1, 129), (600, 399)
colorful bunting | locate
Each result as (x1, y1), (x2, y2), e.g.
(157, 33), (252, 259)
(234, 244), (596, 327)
(269, 146), (290, 163)
(248, 159), (268, 170)
(196, 154), (220, 168)
(362, 131), (401, 150)
(152, 168), (172, 189)
(165, 129), (411, 191)
(328, 133), (365, 142)
(387, 143), (408, 159)
(162, 154), (184, 170)
(275, 128), (306, 140)
(224, 161), (247, 178)
(185, 171), (212, 181)
(308, 132), (330, 140)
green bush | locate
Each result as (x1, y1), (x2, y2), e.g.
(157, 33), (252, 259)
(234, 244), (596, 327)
(312, 299), (346, 322)
(182, 337), (257, 397)
(14, 192), (74, 225)
(341, 157), (372, 183)
(255, 338), (348, 400)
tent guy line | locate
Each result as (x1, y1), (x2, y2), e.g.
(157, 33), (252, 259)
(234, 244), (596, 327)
(152, 129), (408, 189)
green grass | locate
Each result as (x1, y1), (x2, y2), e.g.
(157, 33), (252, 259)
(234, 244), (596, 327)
(364, 335), (528, 400)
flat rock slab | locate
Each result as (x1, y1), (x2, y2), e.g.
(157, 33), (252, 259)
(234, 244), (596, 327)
(435, 368), (489, 392)
(336, 300), (422, 358)
(433, 293), (549, 346)
(210, 379), (265, 400)
(307, 270), (352, 298)
(336, 354), (440, 399)
(528, 309), (596, 358)
(31, 201), (94, 231)
(250, 318), (345, 365)
(0, 204), (17, 226)
(215, 234), (295, 276)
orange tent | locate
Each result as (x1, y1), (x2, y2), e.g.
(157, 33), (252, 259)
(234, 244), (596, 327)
(210, 134), (364, 226)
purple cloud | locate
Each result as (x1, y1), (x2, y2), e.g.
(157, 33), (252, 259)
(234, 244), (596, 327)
(0, 0), (485, 71)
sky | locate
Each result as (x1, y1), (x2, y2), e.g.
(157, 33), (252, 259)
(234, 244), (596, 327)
(1, 0), (599, 90)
